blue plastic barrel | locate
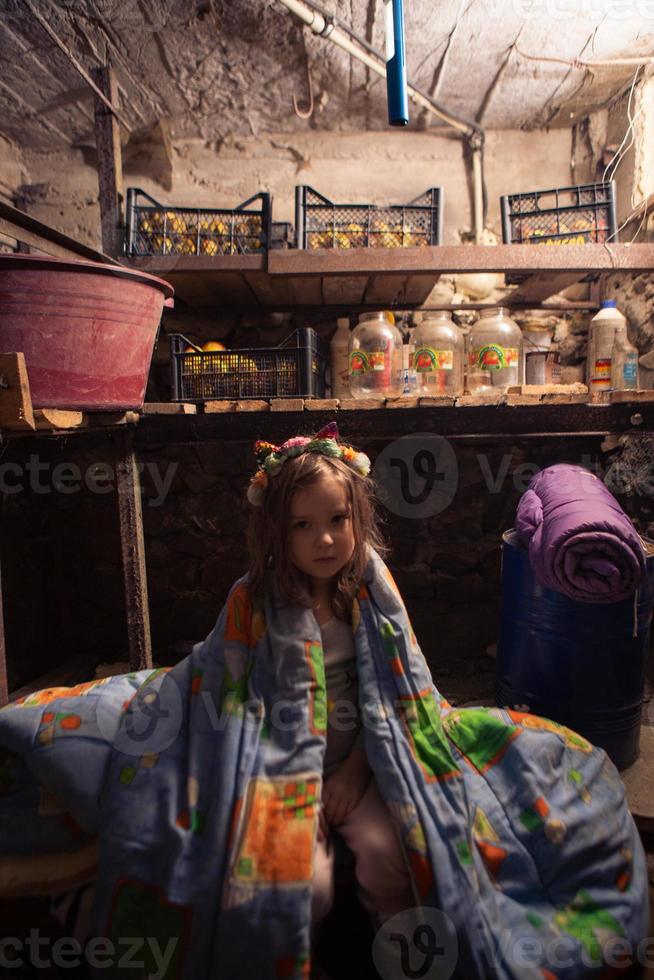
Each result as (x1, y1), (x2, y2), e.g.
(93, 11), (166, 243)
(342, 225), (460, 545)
(496, 529), (654, 770)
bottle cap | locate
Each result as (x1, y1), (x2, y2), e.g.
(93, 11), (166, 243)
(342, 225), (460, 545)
(336, 317), (350, 329)
(600, 300), (617, 309)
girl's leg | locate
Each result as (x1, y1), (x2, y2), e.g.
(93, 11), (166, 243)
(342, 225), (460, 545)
(311, 833), (336, 928)
(336, 779), (414, 928)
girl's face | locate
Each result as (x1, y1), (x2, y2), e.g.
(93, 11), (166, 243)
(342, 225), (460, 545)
(289, 471), (355, 589)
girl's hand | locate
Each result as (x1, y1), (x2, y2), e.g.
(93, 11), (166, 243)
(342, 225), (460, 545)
(322, 747), (371, 830)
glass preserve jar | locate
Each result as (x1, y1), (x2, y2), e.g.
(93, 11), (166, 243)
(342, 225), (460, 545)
(348, 311), (404, 398)
(412, 312), (464, 395)
(467, 307), (523, 390)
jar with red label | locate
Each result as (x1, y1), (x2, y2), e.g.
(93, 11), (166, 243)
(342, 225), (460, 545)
(348, 311), (404, 398)
(411, 312), (464, 395)
(467, 307), (523, 390)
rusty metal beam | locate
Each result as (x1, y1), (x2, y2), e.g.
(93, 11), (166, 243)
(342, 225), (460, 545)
(114, 428), (152, 672)
(92, 65), (125, 258)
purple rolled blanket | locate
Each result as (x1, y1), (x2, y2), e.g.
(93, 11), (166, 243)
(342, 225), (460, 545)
(515, 463), (646, 602)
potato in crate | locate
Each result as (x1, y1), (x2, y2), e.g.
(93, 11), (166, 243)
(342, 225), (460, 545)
(295, 185), (443, 249)
(170, 331), (326, 402)
(126, 187), (272, 256)
(501, 181), (617, 245)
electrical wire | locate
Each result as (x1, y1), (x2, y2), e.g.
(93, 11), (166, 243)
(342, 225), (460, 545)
(291, 0), (484, 138)
(602, 66), (643, 184)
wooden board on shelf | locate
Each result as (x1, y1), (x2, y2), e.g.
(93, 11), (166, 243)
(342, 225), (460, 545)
(127, 244), (654, 312)
(0, 353), (35, 431)
(34, 408), (85, 429)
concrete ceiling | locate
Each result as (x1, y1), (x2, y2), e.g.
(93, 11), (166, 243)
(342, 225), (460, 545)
(0, 0), (652, 152)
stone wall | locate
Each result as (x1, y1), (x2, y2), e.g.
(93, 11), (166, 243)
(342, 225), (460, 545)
(3, 432), (652, 705)
(18, 127), (573, 249)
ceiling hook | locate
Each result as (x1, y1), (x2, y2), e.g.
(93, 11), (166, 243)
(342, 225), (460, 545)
(293, 56), (315, 120)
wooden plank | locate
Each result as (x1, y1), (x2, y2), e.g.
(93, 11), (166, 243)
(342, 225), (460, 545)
(505, 272), (586, 305)
(507, 384), (588, 396)
(268, 244), (654, 277)
(92, 66), (124, 258)
(270, 398), (305, 412)
(610, 390), (654, 403)
(92, 411), (140, 427)
(419, 396), (456, 407)
(243, 271), (293, 307)
(142, 402), (197, 415)
(114, 429), (152, 672)
(0, 202), (119, 264)
(306, 399), (340, 411)
(506, 393), (541, 405)
(289, 276), (323, 306)
(403, 274), (441, 304)
(133, 402), (654, 445)
(34, 409), (85, 430)
(321, 275), (367, 305)
(456, 393), (507, 406)
(203, 401), (237, 413)
(338, 398), (386, 410)
(0, 353), (35, 431)
(385, 397), (420, 409)
(234, 400), (270, 412)
(541, 393), (589, 404)
(363, 275), (407, 306)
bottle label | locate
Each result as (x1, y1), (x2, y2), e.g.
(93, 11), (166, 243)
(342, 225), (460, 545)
(623, 357), (638, 382)
(591, 358), (611, 386)
(369, 351), (386, 372)
(469, 346), (519, 371)
(414, 346), (454, 372)
(349, 350), (371, 375)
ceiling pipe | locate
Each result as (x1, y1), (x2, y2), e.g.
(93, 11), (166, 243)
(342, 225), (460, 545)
(276, 0), (486, 242)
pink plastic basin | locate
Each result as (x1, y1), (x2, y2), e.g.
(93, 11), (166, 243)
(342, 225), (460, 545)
(0, 254), (174, 410)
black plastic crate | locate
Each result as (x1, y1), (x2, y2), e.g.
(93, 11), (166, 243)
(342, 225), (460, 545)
(170, 330), (326, 402)
(295, 185), (443, 249)
(501, 181), (618, 245)
(270, 221), (294, 249)
(125, 187), (272, 256)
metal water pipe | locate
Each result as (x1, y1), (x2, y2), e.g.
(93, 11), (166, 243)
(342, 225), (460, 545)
(276, 0), (486, 242)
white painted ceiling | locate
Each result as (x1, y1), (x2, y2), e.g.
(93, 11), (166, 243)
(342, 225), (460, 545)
(0, 0), (652, 151)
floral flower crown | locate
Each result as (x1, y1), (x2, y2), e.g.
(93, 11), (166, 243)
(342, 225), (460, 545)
(246, 421), (371, 507)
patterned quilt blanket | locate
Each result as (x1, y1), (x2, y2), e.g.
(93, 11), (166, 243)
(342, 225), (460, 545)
(0, 549), (648, 979)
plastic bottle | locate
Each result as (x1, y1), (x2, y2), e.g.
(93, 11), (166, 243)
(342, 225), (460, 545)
(330, 317), (351, 399)
(411, 312), (464, 395)
(467, 307), (523, 391)
(611, 324), (639, 391)
(348, 311), (404, 398)
(402, 326), (418, 395)
(587, 300), (626, 398)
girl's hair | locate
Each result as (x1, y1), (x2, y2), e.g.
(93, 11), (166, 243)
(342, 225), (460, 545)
(245, 451), (388, 621)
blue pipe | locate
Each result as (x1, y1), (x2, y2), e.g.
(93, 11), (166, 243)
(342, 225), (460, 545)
(384, 0), (408, 126)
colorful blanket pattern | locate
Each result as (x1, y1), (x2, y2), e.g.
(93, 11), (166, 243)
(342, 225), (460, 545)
(0, 550), (649, 979)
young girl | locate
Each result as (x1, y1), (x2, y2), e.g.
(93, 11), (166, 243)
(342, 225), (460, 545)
(244, 421), (415, 930)
(0, 421), (648, 980)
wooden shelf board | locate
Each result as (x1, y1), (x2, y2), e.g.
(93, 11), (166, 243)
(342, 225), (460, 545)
(126, 244), (654, 310)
